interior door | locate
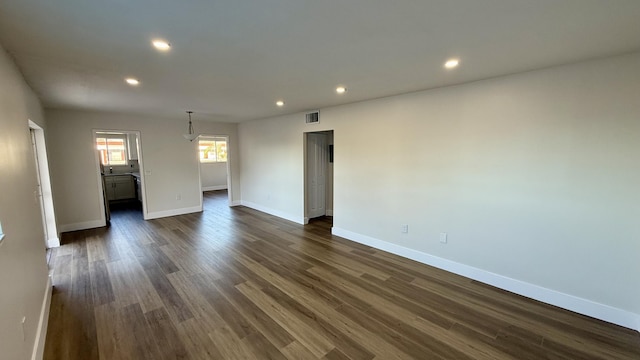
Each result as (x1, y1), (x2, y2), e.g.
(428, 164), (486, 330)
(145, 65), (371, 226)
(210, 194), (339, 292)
(307, 133), (328, 219)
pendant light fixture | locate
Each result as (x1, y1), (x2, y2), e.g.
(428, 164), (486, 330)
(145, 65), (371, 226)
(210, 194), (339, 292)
(183, 110), (198, 141)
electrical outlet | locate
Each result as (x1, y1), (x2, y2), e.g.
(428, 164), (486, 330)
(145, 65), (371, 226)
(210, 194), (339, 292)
(439, 232), (448, 244)
(401, 224), (409, 233)
(176, 194), (181, 201)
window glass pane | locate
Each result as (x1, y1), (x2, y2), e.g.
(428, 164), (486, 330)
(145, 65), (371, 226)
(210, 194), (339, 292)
(199, 139), (219, 163)
(216, 141), (227, 162)
(96, 135), (128, 165)
(97, 137), (108, 165)
(107, 138), (126, 165)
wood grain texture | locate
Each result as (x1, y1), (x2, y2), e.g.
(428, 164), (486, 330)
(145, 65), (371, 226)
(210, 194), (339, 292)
(44, 191), (640, 359)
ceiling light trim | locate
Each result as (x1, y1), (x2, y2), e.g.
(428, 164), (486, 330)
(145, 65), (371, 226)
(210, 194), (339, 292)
(444, 58), (460, 69)
(125, 77), (140, 86)
(152, 39), (171, 51)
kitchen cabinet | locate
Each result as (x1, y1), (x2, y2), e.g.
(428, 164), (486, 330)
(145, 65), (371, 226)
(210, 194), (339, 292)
(104, 175), (135, 201)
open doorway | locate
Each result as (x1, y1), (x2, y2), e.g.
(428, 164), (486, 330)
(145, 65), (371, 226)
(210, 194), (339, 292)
(304, 130), (334, 224)
(197, 135), (232, 206)
(29, 120), (59, 248)
(93, 130), (147, 224)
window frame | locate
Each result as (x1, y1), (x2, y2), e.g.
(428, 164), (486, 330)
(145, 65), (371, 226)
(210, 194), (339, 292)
(96, 133), (129, 166)
(199, 137), (228, 163)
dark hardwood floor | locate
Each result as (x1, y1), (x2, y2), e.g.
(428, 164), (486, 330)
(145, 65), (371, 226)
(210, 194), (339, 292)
(44, 190), (640, 359)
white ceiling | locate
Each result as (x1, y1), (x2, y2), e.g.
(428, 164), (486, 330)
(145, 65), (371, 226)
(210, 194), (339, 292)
(1, 0), (639, 122)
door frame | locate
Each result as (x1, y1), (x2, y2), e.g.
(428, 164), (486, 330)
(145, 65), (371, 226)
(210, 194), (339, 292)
(92, 129), (148, 222)
(28, 120), (59, 248)
(303, 130), (334, 224)
(196, 134), (233, 206)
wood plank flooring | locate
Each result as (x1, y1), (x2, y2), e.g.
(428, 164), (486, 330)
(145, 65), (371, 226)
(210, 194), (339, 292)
(44, 190), (640, 359)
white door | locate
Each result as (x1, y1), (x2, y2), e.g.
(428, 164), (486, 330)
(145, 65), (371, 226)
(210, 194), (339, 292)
(307, 133), (328, 219)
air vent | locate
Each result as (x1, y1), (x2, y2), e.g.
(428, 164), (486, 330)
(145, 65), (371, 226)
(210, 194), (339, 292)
(305, 111), (320, 124)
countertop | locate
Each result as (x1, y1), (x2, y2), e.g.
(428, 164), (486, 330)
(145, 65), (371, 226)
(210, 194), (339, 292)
(102, 172), (140, 178)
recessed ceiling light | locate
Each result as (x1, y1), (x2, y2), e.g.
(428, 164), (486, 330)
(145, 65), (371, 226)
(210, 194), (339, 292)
(152, 39), (171, 51)
(336, 86), (347, 94)
(276, 100), (285, 107)
(125, 78), (140, 86)
(444, 58), (460, 69)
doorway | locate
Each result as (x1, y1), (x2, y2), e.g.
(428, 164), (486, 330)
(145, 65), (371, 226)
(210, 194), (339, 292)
(304, 130), (334, 223)
(93, 130), (147, 223)
(197, 135), (233, 206)
(29, 120), (59, 248)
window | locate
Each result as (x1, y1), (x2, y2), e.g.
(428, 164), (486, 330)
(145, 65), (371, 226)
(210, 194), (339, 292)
(199, 138), (227, 163)
(96, 134), (128, 166)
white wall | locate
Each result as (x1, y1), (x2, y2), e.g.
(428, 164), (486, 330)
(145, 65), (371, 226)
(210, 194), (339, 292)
(240, 115), (308, 223)
(200, 162), (228, 190)
(238, 52), (640, 330)
(46, 110), (240, 230)
(0, 45), (51, 360)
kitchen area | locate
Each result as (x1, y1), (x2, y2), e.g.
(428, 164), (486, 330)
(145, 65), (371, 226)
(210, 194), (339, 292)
(97, 131), (144, 222)
(103, 170), (141, 202)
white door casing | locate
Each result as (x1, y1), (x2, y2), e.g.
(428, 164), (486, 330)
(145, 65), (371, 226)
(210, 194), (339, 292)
(31, 129), (48, 243)
(306, 133), (327, 219)
(28, 121), (59, 248)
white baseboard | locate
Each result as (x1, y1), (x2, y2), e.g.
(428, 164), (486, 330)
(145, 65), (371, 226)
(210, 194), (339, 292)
(332, 227), (640, 332)
(145, 205), (202, 220)
(46, 237), (60, 248)
(202, 185), (228, 191)
(240, 201), (305, 225)
(326, 209), (334, 216)
(58, 219), (105, 233)
(230, 200), (242, 207)
(31, 276), (52, 360)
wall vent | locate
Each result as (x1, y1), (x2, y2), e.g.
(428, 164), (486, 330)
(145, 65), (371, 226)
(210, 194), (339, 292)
(305, 111), (320, 124)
